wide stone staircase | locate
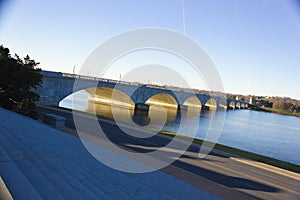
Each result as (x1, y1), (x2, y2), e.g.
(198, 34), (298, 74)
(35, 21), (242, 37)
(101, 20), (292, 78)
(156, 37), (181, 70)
(0, 108), (216, 200)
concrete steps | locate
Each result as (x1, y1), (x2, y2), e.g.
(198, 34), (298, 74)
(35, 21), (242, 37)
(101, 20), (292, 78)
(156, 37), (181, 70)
(27, 143), (108, 199)
(0, 134), (42, 199)
(44, 170), (86, 200)
(0, 126), (63, 199)
(0, 108), (217, 200)
(0, 119), (160, 199)
(13, 122), (169, 199)
(38, 137), (162, 199)
(48, 141), (172, 200)
(55, 169), (99, 200)
(0, 123), (104, 199)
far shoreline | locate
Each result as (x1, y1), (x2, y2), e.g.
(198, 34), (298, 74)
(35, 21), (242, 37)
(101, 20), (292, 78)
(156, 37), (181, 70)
(249, 106), (300, 118)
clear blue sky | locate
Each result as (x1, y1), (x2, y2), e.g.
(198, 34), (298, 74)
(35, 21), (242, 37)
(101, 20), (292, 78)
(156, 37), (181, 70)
(1, 0), (300, 99)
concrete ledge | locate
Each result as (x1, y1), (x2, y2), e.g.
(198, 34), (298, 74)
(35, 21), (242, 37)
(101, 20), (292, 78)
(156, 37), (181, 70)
(0, 176), (13, 200)
(43, 114), (65, 130)
(231, 157), (300, 181)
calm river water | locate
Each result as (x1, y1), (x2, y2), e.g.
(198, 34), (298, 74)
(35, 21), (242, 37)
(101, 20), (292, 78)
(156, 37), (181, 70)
(60, 92), (300, 165)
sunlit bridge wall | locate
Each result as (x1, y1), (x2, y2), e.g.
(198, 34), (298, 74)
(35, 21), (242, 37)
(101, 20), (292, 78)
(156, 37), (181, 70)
(183, 96), (202, 108)
(229, 101), (235, 109)
(204, 98), (217, 110)
(219, 99), (228, 110)
(145, 93), (178, 109)
(58, 90), (90, 111)
(59, 87), (136, 120)
(85, 87), (135, 109)
(143, 94), (178, 124)
(181, 96), (202, 119)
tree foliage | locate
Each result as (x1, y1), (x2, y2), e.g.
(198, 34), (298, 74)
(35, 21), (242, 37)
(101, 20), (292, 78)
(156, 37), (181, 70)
(273, 101), (299, 112)
(0, 45), (43, 118)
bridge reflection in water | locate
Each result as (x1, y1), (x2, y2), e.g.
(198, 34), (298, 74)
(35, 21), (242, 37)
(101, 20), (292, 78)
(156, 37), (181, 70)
(86, 102), (181, 127)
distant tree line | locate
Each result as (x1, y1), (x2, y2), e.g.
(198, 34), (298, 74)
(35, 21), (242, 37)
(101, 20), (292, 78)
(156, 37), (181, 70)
(252, 97), (300, 113)
(225, 93), (300, 114)
(0, 45), (43, 118)
(272, 101), (300, 113)
(252, 98), (273, 108)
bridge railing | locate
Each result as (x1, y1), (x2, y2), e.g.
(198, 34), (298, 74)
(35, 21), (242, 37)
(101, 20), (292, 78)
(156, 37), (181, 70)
(61, 73), (222, 95)
(62, 73), (141, 86)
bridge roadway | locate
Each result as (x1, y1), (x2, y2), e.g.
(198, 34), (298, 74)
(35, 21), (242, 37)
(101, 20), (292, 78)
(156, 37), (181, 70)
(37, 106), (300, 200)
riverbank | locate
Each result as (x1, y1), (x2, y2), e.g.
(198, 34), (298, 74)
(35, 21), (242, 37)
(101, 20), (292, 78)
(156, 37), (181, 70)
(250, 105), (300, 117)
(43, 106), (300, 174)
(260, 107), (300, 117)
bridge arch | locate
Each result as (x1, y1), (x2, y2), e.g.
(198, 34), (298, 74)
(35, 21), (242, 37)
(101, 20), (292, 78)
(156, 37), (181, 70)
(241, 103), (245, 109)
(130, 86), (181, 106)
(144, 93), (178, 108)
(59, 90), (89, 110)
(183, 96), (202, 108)
(204, 98), (217, 110)
(85, 87), (135, 108)
(236, 102), (241, 109)
(219, 99), (228, 109)
(229, 101), (235, 109)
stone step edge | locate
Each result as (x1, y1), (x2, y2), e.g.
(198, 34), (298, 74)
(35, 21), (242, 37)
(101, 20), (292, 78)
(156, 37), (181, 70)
(0, 176), (13, 200)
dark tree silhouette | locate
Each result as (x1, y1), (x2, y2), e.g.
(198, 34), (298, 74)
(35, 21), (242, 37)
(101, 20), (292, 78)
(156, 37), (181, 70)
(0, 45), (43, 118)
